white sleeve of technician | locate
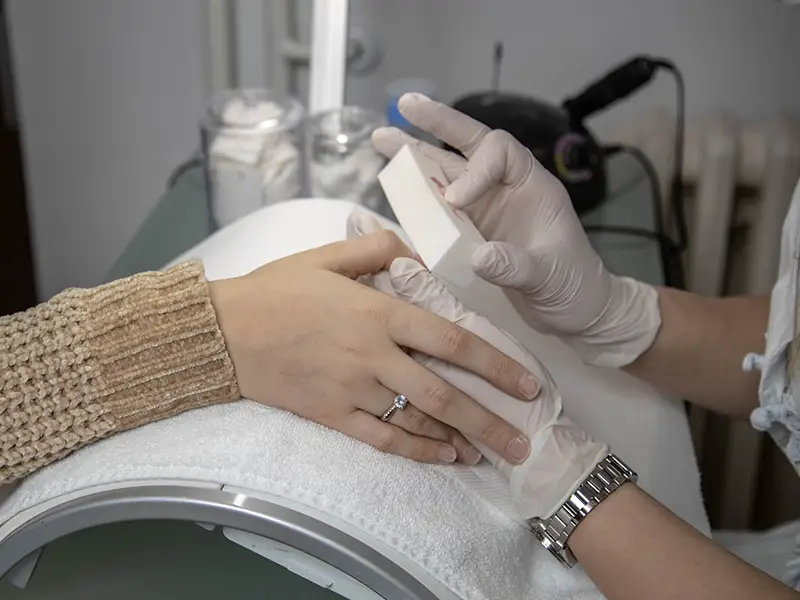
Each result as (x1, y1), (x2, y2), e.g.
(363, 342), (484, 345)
(348, 209), (608, 519)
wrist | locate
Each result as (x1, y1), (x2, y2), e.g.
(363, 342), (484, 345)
(568, 480), (640, 556)
(207, 277), (245, 360)
(566, 276), (661, 368)
(516, 429), (608, 519)
(528, 452), (637, 568)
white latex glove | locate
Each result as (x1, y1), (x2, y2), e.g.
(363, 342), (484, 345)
(347, 209), (609, 519)
(371, 93), (662, 368)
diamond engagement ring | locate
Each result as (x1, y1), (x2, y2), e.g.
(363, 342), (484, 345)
(380, 394), (409, 422)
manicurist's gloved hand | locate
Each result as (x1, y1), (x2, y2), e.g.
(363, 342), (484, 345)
(347, 209), (608, 518)
(372, 94), (661, 368)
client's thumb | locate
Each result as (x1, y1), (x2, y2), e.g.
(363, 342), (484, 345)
(472, 241), (543, 292)
(346, 206), (384, 240)
(389, 258), (468, 323)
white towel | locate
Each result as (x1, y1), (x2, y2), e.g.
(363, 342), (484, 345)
(0, 200), (709, 600)
(1, 402), (605, 600)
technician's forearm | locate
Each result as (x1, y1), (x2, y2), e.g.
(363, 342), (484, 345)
(570, 484), (797, 600)
(624, 288), (768, 419)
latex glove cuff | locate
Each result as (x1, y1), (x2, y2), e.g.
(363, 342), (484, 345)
(563, 276), (662, 369)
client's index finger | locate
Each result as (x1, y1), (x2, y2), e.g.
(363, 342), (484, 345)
(317, 230), (413, 279)
(387, 299), (540, 402)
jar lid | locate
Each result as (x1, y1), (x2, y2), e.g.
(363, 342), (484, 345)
(384, 79), (438, 130)
(205, 89), (305, 133)
(306, 106), (386, 149)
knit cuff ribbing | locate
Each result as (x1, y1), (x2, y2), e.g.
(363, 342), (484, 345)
(78, 261), (240, 430)
(0, 261), (239, 483)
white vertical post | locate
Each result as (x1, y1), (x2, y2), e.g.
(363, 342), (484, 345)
(268, 0), (291, 97)
(205, 0), (236, 93)
(308, 0), (349, 114)
(232, 0), (268, 88)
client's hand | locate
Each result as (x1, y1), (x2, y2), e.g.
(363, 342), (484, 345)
(208, 231), (540, 468)
(348, 210), (608, 518)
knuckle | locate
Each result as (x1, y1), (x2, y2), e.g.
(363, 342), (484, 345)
(323, 412), (350, 432)
(409, 439), (431, 461)
(407, 408), (431, 433)
(439, 324), (472, 357)
(478, 417), (506, 446)
(489, 129), (515, 146)
(460, 122), (491, 154)
(425, 101), (446, 133)
(361, 302), (391, 328)
(424, 383), (455, 414)
(342, 340), (366, 358)
(339, 340), (363, 358)
(463, 130), (485, 154)
(374, 229), (406, 257)
(333, 362), (362, 387)
(486, 352), (513, 383)
(336, 331), (370, 359)
(374, 428), (398, 453)
(384, 300), (409, 332)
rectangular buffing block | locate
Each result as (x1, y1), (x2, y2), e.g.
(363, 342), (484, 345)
(378, 145), (516, 325)
(378, 145), (485, 289)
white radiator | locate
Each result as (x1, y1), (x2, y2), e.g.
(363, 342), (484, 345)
(611, 108), (800, 296)
(610, 109), (800, 528)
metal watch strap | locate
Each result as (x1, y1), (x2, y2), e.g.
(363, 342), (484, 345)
(528, 454), (637, 568)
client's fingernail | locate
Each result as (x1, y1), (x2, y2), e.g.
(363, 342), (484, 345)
(438, 446), (458, 464)
(518, 373), (540, 400)
(462, 446), (482, 466)
(413, 253), (428, 268)
(507, 437), (530, 464)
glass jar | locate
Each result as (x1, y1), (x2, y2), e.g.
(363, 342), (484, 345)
(202, 89), (305, 229)
(305, 106), (388, 215)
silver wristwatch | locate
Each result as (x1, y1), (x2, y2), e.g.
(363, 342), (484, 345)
(528, 454), (637, 568)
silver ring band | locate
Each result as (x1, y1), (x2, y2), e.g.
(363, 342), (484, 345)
(380, 394), (409, 422)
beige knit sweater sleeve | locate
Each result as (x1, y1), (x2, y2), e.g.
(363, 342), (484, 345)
(0, 261), (240, 484)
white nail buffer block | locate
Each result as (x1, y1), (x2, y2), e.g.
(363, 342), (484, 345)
(378, 145), (484, 289)
(378, 144), (519, 330)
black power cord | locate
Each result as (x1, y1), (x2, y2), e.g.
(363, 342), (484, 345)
(652, 60), (689, 252)
(563, 55), (689, 271)
(567, 56), (688, 288)
(589, 144), (685, 289)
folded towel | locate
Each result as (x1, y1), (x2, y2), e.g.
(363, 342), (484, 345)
(0, 200), (709, 600)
